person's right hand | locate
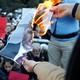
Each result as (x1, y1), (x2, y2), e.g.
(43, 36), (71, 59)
(22, 58), (41, 72)
(50, 3), (74, 18)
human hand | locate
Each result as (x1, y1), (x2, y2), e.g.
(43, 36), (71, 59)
(50, 3), (74, 18)
(22, 58), (41, 72)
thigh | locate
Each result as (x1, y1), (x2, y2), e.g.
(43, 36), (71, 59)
(61, 39), (77, 69)
(48, 38), (61, 66)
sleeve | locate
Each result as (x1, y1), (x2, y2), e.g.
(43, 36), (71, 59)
(0, 70), (8, 80)
(34, 62), (65, 80)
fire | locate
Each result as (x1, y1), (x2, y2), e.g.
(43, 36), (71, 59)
(49, 0), (61, 5)
(43, 1), (53, 8)
(32, 0), (61, 36)
(44, 0), (61, 6)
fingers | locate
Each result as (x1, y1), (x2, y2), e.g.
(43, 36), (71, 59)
(50, 6), (58, 12)
(22, 57), (41, 72)
(22, 58), (33, 72)
(22, 57), (28, 65)
(22, 58), (37, 68)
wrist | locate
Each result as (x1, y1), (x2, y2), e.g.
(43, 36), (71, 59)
(33, 62), (41, 71)
(67, 4), (75, 15)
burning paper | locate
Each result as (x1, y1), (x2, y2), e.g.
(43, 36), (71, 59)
(32, 1), (53, 36)
(32, 0), (61, 36)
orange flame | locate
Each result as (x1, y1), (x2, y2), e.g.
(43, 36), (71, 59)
(49, 0), (61, 5)
(32, 0), (61, 36)
(44, 0), (61, 6)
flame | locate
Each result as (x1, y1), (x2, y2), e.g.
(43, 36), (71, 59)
(33, 0), (61, 23)
(32, 0), (61, 36)
(49, 0), (61, 5)
(43, 1), (53, 8)
(43, 0), (61, 7)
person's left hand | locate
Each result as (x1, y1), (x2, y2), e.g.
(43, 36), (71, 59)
(22, 58), (41, 72)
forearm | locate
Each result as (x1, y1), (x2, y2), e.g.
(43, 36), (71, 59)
(68, 3), (80, 20)
(75, 4), (80, 20)
(34, 62), (65, 80)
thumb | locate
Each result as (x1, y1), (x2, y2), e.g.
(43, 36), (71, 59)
(22, 58), (29, 65)
(50, 6), (58, 12)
